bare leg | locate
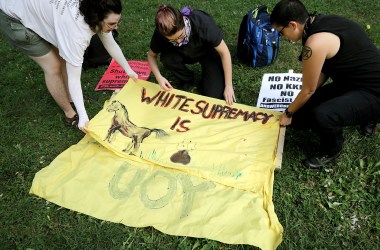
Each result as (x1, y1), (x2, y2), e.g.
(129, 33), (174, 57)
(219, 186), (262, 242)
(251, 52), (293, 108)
(29, 47), (76, 118)
(55, 47), (71, 103)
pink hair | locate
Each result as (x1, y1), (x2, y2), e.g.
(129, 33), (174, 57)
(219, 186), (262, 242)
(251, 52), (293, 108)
(155, 4), (185, 36)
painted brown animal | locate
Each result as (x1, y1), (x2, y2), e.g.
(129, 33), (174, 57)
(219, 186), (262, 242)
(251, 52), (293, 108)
(105, 100), (168, 153)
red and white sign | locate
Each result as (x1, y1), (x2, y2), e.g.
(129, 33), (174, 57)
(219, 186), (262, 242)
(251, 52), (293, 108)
(95, 59), (151, 91)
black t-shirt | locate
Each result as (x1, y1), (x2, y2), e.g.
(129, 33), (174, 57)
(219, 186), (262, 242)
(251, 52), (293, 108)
(302, 14), (380, 95)
(150, 10), (223, 59)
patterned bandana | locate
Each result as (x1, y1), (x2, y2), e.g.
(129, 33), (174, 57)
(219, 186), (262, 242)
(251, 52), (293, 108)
(171, 16), (191, 47)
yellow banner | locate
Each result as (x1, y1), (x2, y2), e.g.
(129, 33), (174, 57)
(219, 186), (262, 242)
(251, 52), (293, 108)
(87, 80), (280, 192)
(30, 80), (283, 249)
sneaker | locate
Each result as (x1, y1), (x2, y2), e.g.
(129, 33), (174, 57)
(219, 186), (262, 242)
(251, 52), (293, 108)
(358, 121), (377, 136)
(302, 151), (341, 169)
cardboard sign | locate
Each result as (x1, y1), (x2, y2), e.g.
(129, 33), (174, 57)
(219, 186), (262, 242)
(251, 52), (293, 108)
(95, 59), (151, 90)
(257, 71), (302, 111)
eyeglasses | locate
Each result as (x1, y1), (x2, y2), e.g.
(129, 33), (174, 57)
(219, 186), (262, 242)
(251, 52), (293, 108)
(168, 29), (186, 45)
(278, 22), (289, 36)
(103, 20), (121, 30)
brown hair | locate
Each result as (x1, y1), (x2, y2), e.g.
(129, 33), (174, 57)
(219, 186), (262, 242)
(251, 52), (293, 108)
(79, 0), (122, 32)
(155, 4), (185, 36)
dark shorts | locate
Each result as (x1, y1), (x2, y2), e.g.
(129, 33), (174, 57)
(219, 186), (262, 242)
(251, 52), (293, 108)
(0, 9), (51, 57)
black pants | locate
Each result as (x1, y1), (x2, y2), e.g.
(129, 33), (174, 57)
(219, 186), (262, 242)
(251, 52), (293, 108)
(160, 50), (225, 99)
(291, 83), (380, 155)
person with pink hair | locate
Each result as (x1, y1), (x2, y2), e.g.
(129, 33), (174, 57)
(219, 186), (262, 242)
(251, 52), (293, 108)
(147, 5), (235, 105)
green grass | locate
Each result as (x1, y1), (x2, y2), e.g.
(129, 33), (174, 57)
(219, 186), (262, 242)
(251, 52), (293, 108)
(0, 0), (379, 249)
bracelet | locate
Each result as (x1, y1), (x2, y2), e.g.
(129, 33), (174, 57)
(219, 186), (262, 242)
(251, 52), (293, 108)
(284, 108), (294, 118)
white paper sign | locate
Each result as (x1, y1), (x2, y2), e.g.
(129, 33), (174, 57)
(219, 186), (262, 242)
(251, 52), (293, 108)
(256, 71), (302, 111)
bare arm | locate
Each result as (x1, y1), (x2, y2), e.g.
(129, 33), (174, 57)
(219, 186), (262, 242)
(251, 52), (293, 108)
(317, 72), (328, 88)
(280, 32), (340, 126)
(147, 49), (173, 91)
(214, 39), (235, 105)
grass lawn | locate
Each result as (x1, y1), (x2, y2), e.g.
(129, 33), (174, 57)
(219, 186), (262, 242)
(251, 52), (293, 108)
(0, 0), (379, 249)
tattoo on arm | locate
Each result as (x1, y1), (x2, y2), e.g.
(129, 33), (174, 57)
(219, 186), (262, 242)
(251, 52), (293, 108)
(302, 46), (312, 60)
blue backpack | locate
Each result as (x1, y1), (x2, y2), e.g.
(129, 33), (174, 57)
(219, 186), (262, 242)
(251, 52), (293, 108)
(237, 6), (280, 68)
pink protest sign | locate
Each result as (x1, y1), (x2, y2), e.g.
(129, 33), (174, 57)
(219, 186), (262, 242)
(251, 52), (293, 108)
(95, 59), (151, 90)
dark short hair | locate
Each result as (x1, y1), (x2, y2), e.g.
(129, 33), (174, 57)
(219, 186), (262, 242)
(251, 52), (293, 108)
(155, 4), (185, 37)
(79, 0), (122, 31)
(270, 0), (309, 26)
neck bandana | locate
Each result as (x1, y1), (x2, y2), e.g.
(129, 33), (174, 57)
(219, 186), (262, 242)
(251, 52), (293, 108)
(172, 17), (191, 47)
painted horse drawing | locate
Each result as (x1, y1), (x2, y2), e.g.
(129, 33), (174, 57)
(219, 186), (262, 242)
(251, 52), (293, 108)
(105, 100), (168, 153)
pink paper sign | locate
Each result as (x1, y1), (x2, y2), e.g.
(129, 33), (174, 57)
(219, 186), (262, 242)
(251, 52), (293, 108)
(95, 59), (151, 90)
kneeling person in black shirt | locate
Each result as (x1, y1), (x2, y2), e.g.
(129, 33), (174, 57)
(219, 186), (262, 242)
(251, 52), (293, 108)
(147, 5), (235, 105)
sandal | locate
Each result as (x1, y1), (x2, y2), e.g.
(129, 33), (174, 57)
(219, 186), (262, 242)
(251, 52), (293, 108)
(64, 114), (79, 127)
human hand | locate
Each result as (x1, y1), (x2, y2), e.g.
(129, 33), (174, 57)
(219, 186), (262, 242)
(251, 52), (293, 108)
(224, 85), (236, 106)
(279, 112), (292, 126)
(127, 70), (138, 82)
(78, 118), (89, 133)
(158, 77), (173, 91)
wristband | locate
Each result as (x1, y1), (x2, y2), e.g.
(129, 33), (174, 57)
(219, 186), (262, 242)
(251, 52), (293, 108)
(284, 108), (294, 118)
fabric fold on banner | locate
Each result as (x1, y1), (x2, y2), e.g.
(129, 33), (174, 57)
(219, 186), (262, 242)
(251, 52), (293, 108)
(30, 79), (283, 249)
(30, 135), (283, 249)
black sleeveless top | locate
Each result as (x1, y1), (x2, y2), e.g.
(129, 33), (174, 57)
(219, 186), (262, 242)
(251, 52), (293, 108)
(302, 14), (380, 95)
